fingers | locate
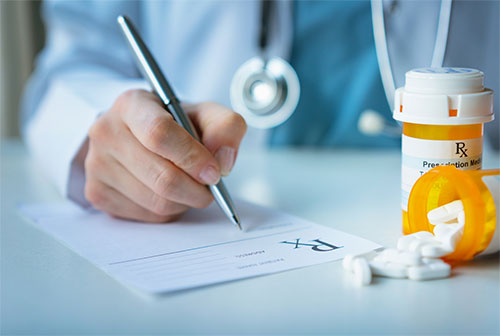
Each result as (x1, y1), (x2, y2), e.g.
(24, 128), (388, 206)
(99, 126), (213, 209)
(186, 102), (247, 175)
(85, 178), (182, 223)
(118, 90), (221, 185)
(85, 89), (245, 223)
(85, 148), (190, 216)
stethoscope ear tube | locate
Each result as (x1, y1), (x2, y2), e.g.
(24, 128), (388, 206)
(371, 0), (396, 112)
(371, 0), (451, 113)
(366, 0), (451, 137)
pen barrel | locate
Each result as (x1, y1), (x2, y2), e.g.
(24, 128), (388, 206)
(117, 16), (200, 141)
(117, 15), (240, 228)
(210, 182), (239, 224)
(117, 15), (176, 105)
(167, 102), (200, 140)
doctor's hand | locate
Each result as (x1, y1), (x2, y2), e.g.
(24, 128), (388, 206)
(84, 89), (247, 222)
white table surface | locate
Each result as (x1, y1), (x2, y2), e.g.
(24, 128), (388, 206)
(1, 138), (499, 335)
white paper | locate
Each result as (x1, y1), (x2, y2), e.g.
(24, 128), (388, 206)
(20, 200), (380, 294)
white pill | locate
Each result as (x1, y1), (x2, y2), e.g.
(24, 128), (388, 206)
(397, 231), (436, 251)
(427, 200), (463, 225)
(376, 248), (421, 266)
(342, 254), (355, 271)
(342, 251), (378, 272)
(421, 257), (446, 265)
(413, 231), (436, 239)
(352, 258), (372, 286)
(397, 235), (415, 251)
(434, 223), (463, 250)
(434, 222), (463, 235)
(420, 243), (453, 258)
(457, 210), (465, 226)
(433, 223), (453, 237)
(408, 239), (427, 254)
(408, 260), (451, 281)
(369, 260), (408, 278)
(397, 251), (421, 266)
(376, 248), (398, 260)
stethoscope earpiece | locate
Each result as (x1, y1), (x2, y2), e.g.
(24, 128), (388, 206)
(230, 56), (300, 129)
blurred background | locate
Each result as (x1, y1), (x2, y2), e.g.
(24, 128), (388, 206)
(0, 0), (44, 139)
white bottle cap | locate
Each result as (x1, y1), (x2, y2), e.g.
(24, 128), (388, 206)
(393, 68), (494, 125)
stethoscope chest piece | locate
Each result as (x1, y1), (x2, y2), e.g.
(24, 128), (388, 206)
(230, 56), (300, 129)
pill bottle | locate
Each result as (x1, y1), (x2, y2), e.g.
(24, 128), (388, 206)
(393, 68), (494, 234)
(407, 166), (500, 261)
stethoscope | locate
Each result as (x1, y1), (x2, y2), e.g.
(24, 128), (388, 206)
(230, 0), (452, 136)
(230, 0), (300, 129)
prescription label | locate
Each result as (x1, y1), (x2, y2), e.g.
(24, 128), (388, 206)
(401, 135), (483, 210)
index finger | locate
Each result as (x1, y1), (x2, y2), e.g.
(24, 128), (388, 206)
(118, 90), (221, 186)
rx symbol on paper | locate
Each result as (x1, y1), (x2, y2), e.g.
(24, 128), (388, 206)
(455, 142), (468, 158)
(280, 238), (342, 252)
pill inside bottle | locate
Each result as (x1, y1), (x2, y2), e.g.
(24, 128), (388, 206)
(407, 166), (499, 261)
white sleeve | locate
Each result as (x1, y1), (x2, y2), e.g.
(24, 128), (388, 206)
(25, 76), (148, 206)
(21, 0), (148, 205)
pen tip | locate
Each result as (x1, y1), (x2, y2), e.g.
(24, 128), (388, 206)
(233, 216), (242, 230)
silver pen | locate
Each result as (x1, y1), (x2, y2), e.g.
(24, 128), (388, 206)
(117, 15), (241, 230)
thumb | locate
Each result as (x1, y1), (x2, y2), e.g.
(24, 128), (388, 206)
(185, 102), (247, 176)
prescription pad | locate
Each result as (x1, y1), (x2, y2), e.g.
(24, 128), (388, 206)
(20, 200), (380, 294)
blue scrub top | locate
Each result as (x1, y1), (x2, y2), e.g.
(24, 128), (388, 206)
(269, 0), (400, 148)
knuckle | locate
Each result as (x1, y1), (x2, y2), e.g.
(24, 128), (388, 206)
(113, 90), (134, 115)
(176, 141), (204, 171)
(84, 152), (103, 175)
(145, 116), (173, 152)
(114, 89), (154, 115)
(85, 181), (107, 209)
(88, 117), (111, 141)
(116, 89), (135, 103)
(114, 89), (140, 110)
(152, 166), (180, 197)
(150, 194), (174, 217)
(199, 101), (217, 111)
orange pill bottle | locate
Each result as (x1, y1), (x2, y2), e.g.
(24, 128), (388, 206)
(393, 68), (494, 234)
(407, 166), (499, 261)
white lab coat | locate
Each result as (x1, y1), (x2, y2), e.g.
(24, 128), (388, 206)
(21, 0), (499, 205)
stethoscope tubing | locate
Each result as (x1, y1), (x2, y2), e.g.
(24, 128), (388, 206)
(233, 0), (452, 131)
(371, 0), (452, 112)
